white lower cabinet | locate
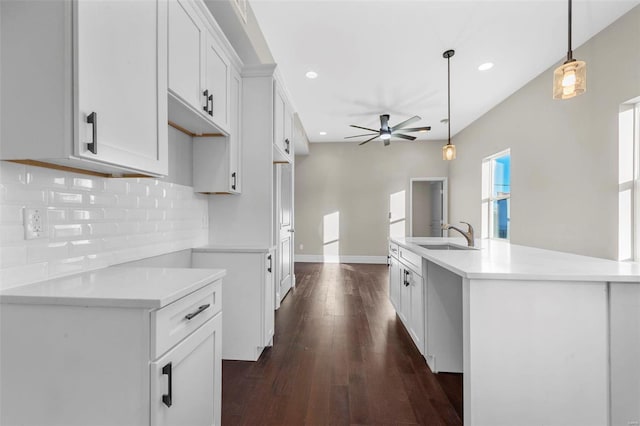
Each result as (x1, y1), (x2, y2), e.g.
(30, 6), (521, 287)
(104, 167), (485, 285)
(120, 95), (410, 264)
(0, 280), (222, 426)
(192, 248), (275, 361)
(151, 314), (222, 426)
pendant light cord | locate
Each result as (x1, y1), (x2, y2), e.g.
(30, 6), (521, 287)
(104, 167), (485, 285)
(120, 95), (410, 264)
(447, 54), (451, 145)
(567, 0), (573, 61)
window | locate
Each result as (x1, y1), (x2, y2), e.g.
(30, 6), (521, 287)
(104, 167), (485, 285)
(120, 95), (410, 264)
(618, 100), (640, 261)
(482, 150), (511, 240)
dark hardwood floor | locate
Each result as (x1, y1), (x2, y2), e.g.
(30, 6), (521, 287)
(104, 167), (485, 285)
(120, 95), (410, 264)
(222, 262), (463, 425)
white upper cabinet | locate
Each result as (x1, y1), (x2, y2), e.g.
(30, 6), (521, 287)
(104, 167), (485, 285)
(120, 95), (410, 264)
(168, 0), (233, 136)
(168, 0), (204, 113)
(273, 82), (294, 163)
(193, 66), (241, 194)
(0, 0), (168, 177)
(204, 33), (231, 131)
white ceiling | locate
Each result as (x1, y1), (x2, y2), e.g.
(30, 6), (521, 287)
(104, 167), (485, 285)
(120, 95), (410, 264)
(251, 0), (639, 143)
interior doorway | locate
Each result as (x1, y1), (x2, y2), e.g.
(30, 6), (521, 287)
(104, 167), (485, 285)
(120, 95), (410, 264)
(409, 178), (447, 237)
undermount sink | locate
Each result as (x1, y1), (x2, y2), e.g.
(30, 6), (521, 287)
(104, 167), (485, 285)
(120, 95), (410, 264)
(418, 243), (476, 251)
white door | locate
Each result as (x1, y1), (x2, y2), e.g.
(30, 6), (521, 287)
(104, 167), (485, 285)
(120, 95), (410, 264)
(151, 315), (221, 426)
(409, 272), (425, 354)
(75, 0), (167, 175)
(168, 0), (203, 112)
(276, 164), (294, 303)
(204, 34), (230, 131)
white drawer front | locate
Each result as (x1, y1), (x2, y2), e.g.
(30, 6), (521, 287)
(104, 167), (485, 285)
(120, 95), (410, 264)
(151, 280), (221, 359)
(389, 242), (399, 258)
(399, 247), (422, 275)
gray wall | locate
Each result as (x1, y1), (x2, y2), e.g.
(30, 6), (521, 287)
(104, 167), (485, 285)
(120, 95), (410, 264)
(295, 141), (448, 257)
(449, 5), (640, 260)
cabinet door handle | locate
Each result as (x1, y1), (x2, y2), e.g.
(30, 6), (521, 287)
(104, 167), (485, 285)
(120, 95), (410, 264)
(162, 362), (172, 407)
(404, 270), (410, 286)
(284, 138), (290, 154)
(203, 90), (209, 113)
(231, 172), (236, 190)
(267, 254), (272, 273)
(184, 304), (210, 320)
(86, 112), (97, 154)
(208, 94), (213, 116)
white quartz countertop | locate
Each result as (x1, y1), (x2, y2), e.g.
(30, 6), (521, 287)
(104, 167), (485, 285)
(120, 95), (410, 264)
(193, 245), (274, 254)
(0, 267), (226, 308)
(392, 237), (640, 282)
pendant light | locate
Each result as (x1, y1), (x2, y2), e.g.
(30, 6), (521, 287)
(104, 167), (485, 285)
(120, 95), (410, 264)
(553, 0), (586, 99)
(442, 49), (456, 161)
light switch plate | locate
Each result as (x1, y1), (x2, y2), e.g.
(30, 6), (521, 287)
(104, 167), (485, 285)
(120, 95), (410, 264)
(24, 207), (47, 239)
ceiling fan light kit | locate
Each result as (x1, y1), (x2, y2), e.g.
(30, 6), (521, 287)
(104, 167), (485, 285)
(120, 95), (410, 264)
(442, 49), (456, 161)
(553, 0), (586, 100)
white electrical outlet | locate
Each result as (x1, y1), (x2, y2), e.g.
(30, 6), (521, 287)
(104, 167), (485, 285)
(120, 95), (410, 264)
(23, 207), (47, 240)
(299, 244), (304, 250)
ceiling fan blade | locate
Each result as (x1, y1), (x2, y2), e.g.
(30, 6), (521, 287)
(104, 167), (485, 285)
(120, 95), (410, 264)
(392, 115), (421, 131)
(350, 124), (379, 133)
(344, 133), (378, 139)
(358, 135), (379, 146)
(393, 133), (417, 141)
(380, 114), (390, 131)
(395, 126), (431, 133)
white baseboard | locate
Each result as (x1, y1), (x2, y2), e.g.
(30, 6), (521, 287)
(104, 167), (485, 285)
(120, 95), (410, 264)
(295, 254), (387, 264)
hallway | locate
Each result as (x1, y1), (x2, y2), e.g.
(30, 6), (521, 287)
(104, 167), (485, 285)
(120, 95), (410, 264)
(222, 263), (462, 425)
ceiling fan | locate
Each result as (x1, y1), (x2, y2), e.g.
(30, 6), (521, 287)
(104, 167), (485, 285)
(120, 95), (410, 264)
(346, 114), (431, 146)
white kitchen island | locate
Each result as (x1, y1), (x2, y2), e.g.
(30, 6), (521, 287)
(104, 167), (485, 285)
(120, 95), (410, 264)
(390, 237), (640, 426)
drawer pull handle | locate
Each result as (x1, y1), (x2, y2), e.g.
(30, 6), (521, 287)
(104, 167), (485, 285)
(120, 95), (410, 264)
(267, 254), (272, 273)
(184, 304), (210, 320)
(162, 362), (172, 407)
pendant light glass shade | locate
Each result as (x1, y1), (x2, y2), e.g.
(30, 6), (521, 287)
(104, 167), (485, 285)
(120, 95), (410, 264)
(553, 0), (586, 100)
(442, 143), (456, 161)
(553, 59), (586, 99)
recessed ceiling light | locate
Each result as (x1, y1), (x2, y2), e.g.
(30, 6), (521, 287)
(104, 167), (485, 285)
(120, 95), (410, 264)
(305, 71), (318, 79)
(478, 62), (494, 71)
(319, 131), (327, 135)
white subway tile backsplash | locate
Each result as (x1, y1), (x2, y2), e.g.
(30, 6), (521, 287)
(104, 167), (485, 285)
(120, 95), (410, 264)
(71, 177), (99, 191)
(49, 191), (83, 205)
(47, 208), (68, 223)
(27, 242), (68, 263)
(137, 196), (157, 209)
(0, 185), (47, 204)
(0, 225), (25, 244)
(0, 245), (27, 268)
(103, 208), (127, 221)
(0, 205), (24, 224)
(70, 208), (104, 221)
(0, 162), (208, 288)
(87, 193), (118, 206)
(103, 179), (128, 194)
(51, 224), (85, 240)
(69, 239), (102, 257)
(0, 162), (27, 185)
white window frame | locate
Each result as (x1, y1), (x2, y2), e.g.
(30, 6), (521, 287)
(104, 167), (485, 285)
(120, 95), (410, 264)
(481, 149), (511, 240)
(618, 99), (640, 261)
